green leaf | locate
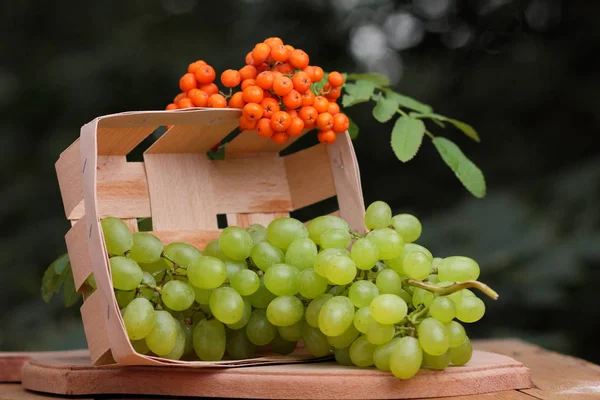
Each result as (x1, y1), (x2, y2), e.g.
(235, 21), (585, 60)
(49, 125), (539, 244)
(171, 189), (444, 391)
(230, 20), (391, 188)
(418, 113), (480, 142)
(342, 81), (376, 106)
(62, 264), (81, 307)
(310, 72), (330, 96)
(341, 94), (356, 108)
(53, 252), (70, 274)
(432, 137), (486, 198)
(348, 118), (359, 139)
(41, 253), (70, 303)
(387, 92), (433, 114)
(346, 73), (391, 87)
(391, 116), (425, 162)
(372, 98), (398, 123)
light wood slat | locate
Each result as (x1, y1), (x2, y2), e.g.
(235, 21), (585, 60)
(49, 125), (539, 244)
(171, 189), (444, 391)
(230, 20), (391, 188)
(79, 291), (112, 365)
(226, 212), (290, 228)
(122, 219), (139, 232)
(55, 139), (83, 219)
(225, 129), (302, 155)
(145, 121), (238, 154)
(97, 108), (240, 129)
(65, 219), (92, 292)
(96, 126), (156, 156)
(150, 230), (221, 251)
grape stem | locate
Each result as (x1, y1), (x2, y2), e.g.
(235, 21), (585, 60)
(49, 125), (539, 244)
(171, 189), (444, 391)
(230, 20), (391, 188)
(139, 283), (162, 294)
(405, 279), (499, 300)
(407, 304), (428, 325)
(394, 326), (416, 337)
(349, 230), (364, 240)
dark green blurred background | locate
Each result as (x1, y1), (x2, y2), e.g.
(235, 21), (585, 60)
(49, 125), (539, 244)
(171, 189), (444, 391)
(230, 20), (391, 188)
(1, 0), (599, 362)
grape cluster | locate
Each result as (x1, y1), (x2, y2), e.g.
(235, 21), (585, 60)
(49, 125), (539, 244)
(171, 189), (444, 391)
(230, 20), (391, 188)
(100, 200), (492, 379)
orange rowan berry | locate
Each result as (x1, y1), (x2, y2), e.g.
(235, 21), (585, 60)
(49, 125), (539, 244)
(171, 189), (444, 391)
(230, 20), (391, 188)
(264, 37), (284, 48)
(199, 83), (219, 96)
(273, 76), (293, 96)
(239, 116), (257, 131)
(303, 66), (316, 81)
(245, 52), (253, 65)
(274, 62), (293, 74)
(166, 103), (177, 111)
(289, 49), (309, 69)
(179, 73), (197, 92)
(195, 65), (216, 84)
(271, 45), (291, 62)
(287, 117), (305, 136)
(188, 89), (209, 107)
(242, 85), (264, 103)
(316, 112), (334, 130)
(228, 92), (246, 109)
(327, 102), (340, 115)
(271, 111), (292, 132)
(326, 87), (342, 100)
(174, 92), (187, 103)
(239, 65), (258, 81)
(301, 90), (315, 106)
(242, 102), (264, 121)
(283, 89), (302, 110)
(207, 94), (227, 108)
(313, 66), (324, 82)
(241, 79), (257, 90)
(292, 71), (312, 92)
(260, 97), (280, 118)
(221, 69), (241, 88)
(333, 113), (350, 133)
(298, 106), (318, 125)
(252, 43), (271, 65)
(271, 131), (289, 144)
(287, 109), (298, 119)
(284, 44), (295, 53)
(318, 130), (336, 144)
(256, 63), (270, 73)
(177, 98), (194, 109)
(257, 118), (274, 138)
(327, 71), (345, 87)
(256, 71), (275, 90)
(188, 60), (207, 73)
(313, 96), (329, 113)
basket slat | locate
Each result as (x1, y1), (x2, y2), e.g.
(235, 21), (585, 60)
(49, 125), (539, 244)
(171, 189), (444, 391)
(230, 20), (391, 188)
(226, 212), (291, 229)
(145, 121), (239, 154)
(55, 139), (83, 220)
(151, 230), (221, 250)
(226, 130), (301, 155)
(65, 218), (93, 292)
(80, 291), (112, 364)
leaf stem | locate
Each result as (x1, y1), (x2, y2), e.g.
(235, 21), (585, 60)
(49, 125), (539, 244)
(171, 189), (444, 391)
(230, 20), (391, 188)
(397, 108), (409, 117)
(405, 279), (499, 300)
(424, 129), (435, 139)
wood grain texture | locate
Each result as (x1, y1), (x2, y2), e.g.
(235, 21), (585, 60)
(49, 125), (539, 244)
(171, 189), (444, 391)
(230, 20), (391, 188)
(65, 219), (92, 292)
(145, 121), (238, 154)
(150, 230), (220, 251)
(55, 139), (83, 220)
(225, 129), (301, 155)
(79, 291), (112, 365)
(0, 351), (88, 383)
(226, 212), (291, 228)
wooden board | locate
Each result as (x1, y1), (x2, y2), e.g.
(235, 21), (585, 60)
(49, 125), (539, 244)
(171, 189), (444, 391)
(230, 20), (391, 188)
(0, 350), (87, 383)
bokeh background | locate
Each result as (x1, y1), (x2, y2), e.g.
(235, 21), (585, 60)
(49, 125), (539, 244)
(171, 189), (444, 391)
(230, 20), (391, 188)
(1, 0), (599, 363)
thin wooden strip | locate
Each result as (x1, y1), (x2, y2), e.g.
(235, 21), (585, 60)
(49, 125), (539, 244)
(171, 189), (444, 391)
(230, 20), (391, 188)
(226, 212), (290, 228)
(151, 230), (221, 251)
(96, 126), (156, 156)
(97, 108), (240, 129)
(225, 129), (302, 155)
(79, 291), (112, 365)
(65, 219), (92, 292)
(284, 143), (336, 210)
(55, 139), (83, 219)
(122, 219), (139, 232)
(145, 121), (239, 154)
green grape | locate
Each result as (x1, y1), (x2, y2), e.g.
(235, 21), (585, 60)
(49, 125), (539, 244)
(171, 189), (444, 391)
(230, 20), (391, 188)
(285, 238), (318, 270)
(366, 228), (404, 260)
(429, 296), (456, 323)
(370, 294), (407, 325)
(325, 255), (357, 285)
(402, 243), (433, 261)
(115, 290), (135, 308)
(110, 256), (143, 291)
(313, 248), (348, 277)
(412, 287), (435, 307)
(123, 297), (155, 340)
(264, 263), (299, 296)
(246, 277), (276, 308)
(251, 241), (284, 271)
(320, 229), (351, 249)
(333, 347), (354, 366)
(193, 287), (213, 304)
(129, 232), (163, 264)
(204, 240), (233, 261)
(188, 256), (227, 289)
(219, 226), (253, 261)
(246, 223), (268, 245)
(455, 295), (485, 323)
(139, 258), (171, 277)
(301, 324), (331, 357)
(266, 295), (304, 327)
(192, 310), (207, 325)
(349, 335), (376, 367)
(224, 259), (247, 282)
(86, 274), (97, 290)
(245, 309), (277, 346)
(432, 257), (443, 269)
(278, 319), (304, 341)
(163, 321), (186, 360)
(318, 296), (354, 336)
(390, 336), (422, 379)
(305, 294), (333, 328)
(145, 310), (178, 356)
(209, 287), (244, 325)
(183, 323), (194, 356)
(348, 280), (379, 308)
(450, 337), (473, 366)
(438, 256), (480, 282)
(403, 251), (433, 281)
(427, 273), (439, 284)
(391, 214), (422, 243)
(327, 324), (360, 349)
(373, 337), (401, 372)
(193, 318), (226, 361)
(139, 272), (157, 301)
(226, 327), (257, 359)
(308, 215), (349, 245)
(375, 269), (403, 296)
(164, 242), (202, 267)
(161, 280), (195, 311)
(423, 351), (451, 370)
(267, 217), (309, 250)
(445, 321), (467, 347)
(230, 269), (260, 296)
(271, 335), (297, 355)
(364, 201), (392, 230)
(297, 268), (328, 299)
(101, 217), (133, 256)
(384, 255), (405, 275)
(131, 339), (150, 355)
(353, 306), (373, 334)
(366, 320), (395, 345)
(418, 318), (450, 356)
(350, 238), (379, 270)
(227, 299), (252, 330)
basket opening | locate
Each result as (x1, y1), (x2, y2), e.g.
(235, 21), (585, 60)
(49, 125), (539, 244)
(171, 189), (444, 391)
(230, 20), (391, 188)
(126, 127), (166, 162)
(290, 196), (339, 223)
(216, 214), (228, 229)
(279, 129), (320, 157)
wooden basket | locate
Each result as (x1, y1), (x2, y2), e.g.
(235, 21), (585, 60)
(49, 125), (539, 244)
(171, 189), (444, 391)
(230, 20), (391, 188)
(55, 108), (366, 366)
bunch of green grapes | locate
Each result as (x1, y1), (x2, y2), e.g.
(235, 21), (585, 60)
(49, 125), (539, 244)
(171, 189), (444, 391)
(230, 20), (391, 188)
(97, 199), (494, 379)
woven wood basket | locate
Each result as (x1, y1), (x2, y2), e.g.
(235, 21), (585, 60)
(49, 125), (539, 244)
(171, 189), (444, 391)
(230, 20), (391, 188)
(55, 108), (366, 366)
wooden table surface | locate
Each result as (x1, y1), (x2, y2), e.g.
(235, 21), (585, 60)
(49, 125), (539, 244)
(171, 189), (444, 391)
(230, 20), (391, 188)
(1, 339), (600, 400)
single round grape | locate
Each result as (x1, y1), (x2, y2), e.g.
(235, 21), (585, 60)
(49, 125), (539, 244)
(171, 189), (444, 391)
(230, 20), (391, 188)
(271, 335), (297, 355)
(129, 232), (163, 264)
(278, 319), (304, 342)
(432, 257), (443, 269)
(308, 215), (349, 245)
(245, 309), (277, 346)
(438, 256), (480, 282)
(318, 296), (355, 337)
(101, 217), (133, 256)
(391, 214), (422, 243)
(110, 256), (143, 291)
(349, 335), (376, 367)
(446, 287), (476, 306)
(266, 295), (304, 327)
(313, 248), (348, 277)
(403, 251), (433, 281)
(193, 287), (213, 304)
(138, 271), (157, 301)
(226, 327), (256, 359)
(305, 294), (333, 328)
(301, 324), (331, 357)
(192, 310), (207, 325)
(427, 273), (439, 284)
(325, 255), (357, 285)
(218, 226), (253, 261)
(353, 306), (373, 334)
(412, 287), (435, 307)
(373, 337), (401, 372)
(182, 323), (194, 356)
(123, 297), (155, 340)
(376, 269), (404, 296)
(430, 296), (456, 323)
(193, 318), (226, 361)
(285, 238), (318, 270)
(348, 280), (379, 308)
(131, 339), (150, 355)
(366, 320), (395, 345)
(450, 337), (473, 366)
(246, 277), (276, 308)
(267, 217), (308, 250)
(224, 259), (247, 282)
(139, 258), (171, 276)
(227, 299), (252, 330)
(333, 347), (354, 366)
(364, 201), (392, 230)
(161, 280), (195, 311)
(390, 336), (423, 379)
(246, 223), (267, 245)
(163, 321), (187, 360)
(251, 241), (284, 271)
(230, 269), (260, 296)
(164, 242), (202, 267)
(403, 243), (433, 261)
(297, 268), (328, 299)
(455, 295), (486, 323)
(204, 240), (233, 261)
(209, 287), (244, 325)
(370, 294), (408, 325)
(264, 263), (299, 296)
(320, 229), (351, 249)
(445, 321), (467, 347)
(418, 318), (450, 356)
(115, 290), (135, 308)
(145, 310), (178, 356)
(327, 324), (360, 349)
(366, 228), (404, 260)
(187, 256), (227, 289)
(384, 255), (405, 275)
(423, 351), (451, 370)
(350, 238), (379, 270)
